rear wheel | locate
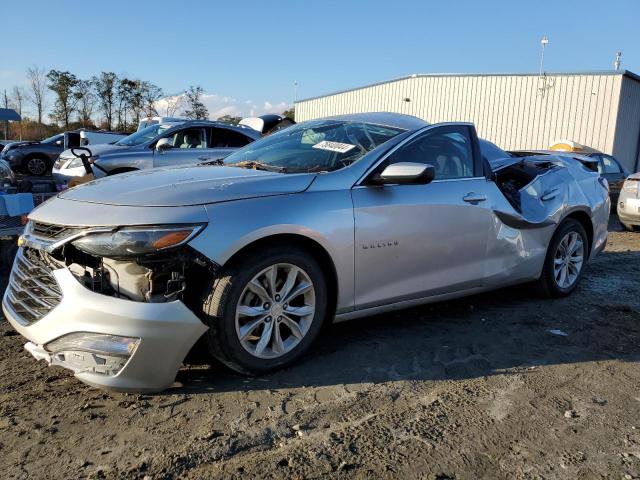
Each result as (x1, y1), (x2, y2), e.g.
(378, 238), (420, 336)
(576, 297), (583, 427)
(536, 219), (588, 298)
(201, 245), (328, 375)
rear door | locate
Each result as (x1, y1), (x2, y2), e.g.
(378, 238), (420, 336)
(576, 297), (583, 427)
(153, 127), (209, 168)
(352, 125), (493, 308)
(205, 127), (254, 161)
(595, 154), (626, 199)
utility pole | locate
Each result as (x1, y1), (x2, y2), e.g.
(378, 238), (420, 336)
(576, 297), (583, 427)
(294, 80), (298, 103)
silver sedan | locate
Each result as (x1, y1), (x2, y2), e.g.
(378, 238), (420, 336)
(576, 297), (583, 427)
(3, 113), (610, 392)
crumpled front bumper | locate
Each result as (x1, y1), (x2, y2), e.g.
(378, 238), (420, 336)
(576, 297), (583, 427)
(2, 266), (208, 393)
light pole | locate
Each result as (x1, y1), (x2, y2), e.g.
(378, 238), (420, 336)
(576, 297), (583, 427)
(614, 51), (622, 71)
(294, 80), (298, 103)
(539, 35), (549, 76)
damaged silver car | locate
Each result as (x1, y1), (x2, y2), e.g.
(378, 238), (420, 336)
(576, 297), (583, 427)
(2, 113), (609, 392)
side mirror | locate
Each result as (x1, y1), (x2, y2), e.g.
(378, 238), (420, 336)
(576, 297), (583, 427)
(371, 162), (435, 185)
(156, 138), (173, 152)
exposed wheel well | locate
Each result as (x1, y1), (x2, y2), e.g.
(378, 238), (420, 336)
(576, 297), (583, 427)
(564, 210), (593, 255)
(224, 234), (339, 318)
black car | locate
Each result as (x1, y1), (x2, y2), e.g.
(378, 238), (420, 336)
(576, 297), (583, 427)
(0, 133), (75, 176)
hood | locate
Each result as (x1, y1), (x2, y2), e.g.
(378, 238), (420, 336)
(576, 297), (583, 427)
(60, 142), (125, 159)
(3, 141), (38, 151)
(59, 165), (317, 207)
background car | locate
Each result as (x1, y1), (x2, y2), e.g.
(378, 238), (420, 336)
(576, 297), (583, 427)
(52, 120), (262, 184)
(511, 149), (629, 205)
(1, 133), (66, 175)
(618, 172), (640, 231)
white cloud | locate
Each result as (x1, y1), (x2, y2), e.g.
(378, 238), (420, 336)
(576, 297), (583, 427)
(155, 91), (291, 120)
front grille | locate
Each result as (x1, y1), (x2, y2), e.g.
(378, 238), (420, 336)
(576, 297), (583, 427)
(5, 248), (62, 325)
(30, 221), (83, 242)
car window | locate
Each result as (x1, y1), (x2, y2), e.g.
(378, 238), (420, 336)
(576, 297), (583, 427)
(224, 120), (404, 173)
(167, 128), (206, 149)
(209, 128), (252, 148)
(386, 125), (474, 180)
(601, 154), (622, 174)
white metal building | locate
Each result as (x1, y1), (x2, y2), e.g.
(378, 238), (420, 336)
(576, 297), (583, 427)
(295, 71), (640, 172)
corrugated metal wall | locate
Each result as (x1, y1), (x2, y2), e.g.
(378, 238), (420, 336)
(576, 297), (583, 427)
(614, 76), (640, 171)
(296, 73), (640, 171)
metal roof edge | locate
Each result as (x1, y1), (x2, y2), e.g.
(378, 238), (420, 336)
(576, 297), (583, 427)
(296, 70), (640, 103)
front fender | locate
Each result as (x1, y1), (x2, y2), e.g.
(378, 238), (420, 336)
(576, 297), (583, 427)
(188, 191), (355, 312)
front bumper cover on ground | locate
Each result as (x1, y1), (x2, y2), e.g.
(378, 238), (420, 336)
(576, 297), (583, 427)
(2, 266), (208, 392)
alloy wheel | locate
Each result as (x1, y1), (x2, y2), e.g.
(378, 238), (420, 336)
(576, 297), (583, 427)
(27, 157), (47, 175)
(235, 263), (316, 359)
(553, 231), (584, 289)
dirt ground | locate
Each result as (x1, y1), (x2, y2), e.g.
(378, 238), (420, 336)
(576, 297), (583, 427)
(1, 218), (639, 480)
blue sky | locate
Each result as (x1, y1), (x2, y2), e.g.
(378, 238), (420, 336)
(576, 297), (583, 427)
(2, 0), (639, 118)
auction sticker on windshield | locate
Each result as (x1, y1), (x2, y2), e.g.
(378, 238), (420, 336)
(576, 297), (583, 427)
(312, 141), (356, 154)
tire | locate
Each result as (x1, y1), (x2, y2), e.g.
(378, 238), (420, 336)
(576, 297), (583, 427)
(201, 245), (328, 375)
(23, 155), (49, 176)
(536, 219), (589, 298)
(620, 220), (637, 232)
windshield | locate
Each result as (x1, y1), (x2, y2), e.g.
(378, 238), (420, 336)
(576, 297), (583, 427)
(41, 134), (62, 144)
(224, 120), (404, 173)
(116, 124), (172, 146)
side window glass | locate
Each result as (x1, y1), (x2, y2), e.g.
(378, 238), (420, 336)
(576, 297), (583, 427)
(386, 126), (474, 180)
(601, 155), (621, 174)
(209, 128), (251, 148)
(168, 128), (205, 149)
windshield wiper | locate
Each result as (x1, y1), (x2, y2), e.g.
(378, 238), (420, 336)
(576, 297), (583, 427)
(231, 160), (287, 173)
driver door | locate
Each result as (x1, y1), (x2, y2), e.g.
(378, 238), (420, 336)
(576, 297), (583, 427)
(153, 127), (208, 168)
(352, 125), (493, 309)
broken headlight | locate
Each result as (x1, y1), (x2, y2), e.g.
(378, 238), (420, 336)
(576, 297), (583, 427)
(72, 224), (204, 258)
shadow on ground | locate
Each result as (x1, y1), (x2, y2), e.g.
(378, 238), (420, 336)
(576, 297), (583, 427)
(176, 246), (640, 395)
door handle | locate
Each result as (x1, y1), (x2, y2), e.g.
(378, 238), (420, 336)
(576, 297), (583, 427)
(197, 156), (210, 161)
(463, 193), (487, 203)
(541, 188), (560, 201)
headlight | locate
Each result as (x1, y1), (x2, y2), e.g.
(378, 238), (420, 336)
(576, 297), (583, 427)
(622, 179), (639, 198)
(72, 224), (204, 257)
(67, 154), (98, 169)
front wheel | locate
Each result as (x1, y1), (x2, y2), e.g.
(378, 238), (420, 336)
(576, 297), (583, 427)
(201, 245), (328, 375)
(24, 156), (49, 176)
(536, 219), (588, 298)
(620, 220), (637, 232)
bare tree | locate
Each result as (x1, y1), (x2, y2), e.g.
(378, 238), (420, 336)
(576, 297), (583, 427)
(2, 90), (9, 139)
(25, 66), (47, 124)
(164, 94), (184, 116)
(11, 86), (25, 139)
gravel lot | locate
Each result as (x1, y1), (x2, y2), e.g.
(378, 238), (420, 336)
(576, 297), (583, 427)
(1, 218), (639, 479)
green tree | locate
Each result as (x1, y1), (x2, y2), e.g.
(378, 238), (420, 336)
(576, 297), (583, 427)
(47, 70), (80, 128)
(282, 107), (295, 121)
(93, 72), (118, 130)
(182, 85), (209, 120)
(76, 80), (96, 127)
(217, 114), (241, 124)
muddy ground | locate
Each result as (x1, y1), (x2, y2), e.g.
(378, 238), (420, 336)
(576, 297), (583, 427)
(0, 218), (639, 479)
